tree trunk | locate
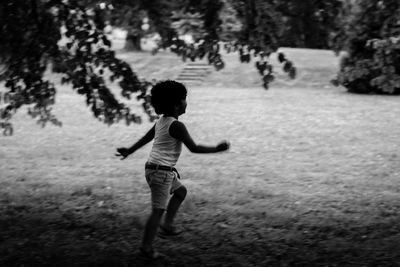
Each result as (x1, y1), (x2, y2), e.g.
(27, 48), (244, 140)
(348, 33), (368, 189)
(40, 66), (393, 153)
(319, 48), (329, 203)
(124, 32), (142, 51)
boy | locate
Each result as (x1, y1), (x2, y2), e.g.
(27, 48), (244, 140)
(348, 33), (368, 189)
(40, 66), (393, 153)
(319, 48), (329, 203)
(116, 80), (230, 259)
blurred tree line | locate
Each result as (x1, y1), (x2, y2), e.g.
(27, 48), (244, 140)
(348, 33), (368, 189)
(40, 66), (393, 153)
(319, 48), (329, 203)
(0, 0), (399, 135)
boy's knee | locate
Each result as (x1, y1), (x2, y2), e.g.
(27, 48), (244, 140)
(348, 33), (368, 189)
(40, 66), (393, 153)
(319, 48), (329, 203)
(174, 186), (187, 200)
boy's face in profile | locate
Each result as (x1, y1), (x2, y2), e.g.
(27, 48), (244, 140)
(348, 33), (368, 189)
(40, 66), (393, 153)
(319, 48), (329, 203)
(177, 97), (187, 115)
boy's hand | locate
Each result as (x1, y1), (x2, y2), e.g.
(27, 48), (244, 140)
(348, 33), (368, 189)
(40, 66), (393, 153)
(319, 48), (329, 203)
(115, 147), (130, 160)
(216, 141), (230, 152)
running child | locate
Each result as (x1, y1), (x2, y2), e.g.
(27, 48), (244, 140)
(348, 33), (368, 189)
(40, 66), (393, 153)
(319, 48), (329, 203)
(115, 80), (230, 259)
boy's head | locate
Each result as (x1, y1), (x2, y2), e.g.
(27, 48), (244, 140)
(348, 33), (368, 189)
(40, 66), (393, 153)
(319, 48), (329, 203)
(150, 80), (187, 115)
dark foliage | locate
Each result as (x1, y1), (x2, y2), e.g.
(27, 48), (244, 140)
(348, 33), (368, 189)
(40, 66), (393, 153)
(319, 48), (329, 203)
(332, 0), (400, 95)
(275, 0), (343, 49)
(0, 0), (157, 135)
(0, 0), (297, 135)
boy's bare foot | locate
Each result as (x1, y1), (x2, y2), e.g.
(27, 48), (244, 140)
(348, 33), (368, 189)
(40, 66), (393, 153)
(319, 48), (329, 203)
(159, 225), (183, 238)
(139, 247), (164, 260)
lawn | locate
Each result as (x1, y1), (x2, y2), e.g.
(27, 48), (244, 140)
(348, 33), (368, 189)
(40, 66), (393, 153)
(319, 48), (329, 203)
(1, 48), (400, 266)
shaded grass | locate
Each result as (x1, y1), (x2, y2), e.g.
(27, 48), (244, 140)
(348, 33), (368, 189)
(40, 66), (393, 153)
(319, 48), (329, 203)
(1, 48), (400, 266)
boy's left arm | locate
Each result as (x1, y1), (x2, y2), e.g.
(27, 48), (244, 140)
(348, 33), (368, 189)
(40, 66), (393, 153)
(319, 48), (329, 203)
(116, 125), (155, 160)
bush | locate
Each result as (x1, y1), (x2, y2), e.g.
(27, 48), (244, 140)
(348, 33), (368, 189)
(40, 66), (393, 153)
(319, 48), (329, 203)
(338, 38), (400, 94)
(334, 0), (400, 95)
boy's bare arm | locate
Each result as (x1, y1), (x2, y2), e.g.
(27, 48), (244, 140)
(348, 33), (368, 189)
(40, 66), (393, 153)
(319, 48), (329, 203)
(116, 125), (155, 159)
(169, 121), (229, 153)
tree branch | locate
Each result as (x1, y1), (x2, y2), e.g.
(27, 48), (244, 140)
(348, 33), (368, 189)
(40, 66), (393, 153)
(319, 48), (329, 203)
(31, 0), (42, 31)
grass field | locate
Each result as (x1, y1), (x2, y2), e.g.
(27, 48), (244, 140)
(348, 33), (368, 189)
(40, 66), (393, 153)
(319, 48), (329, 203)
(1, 48), (400, 266)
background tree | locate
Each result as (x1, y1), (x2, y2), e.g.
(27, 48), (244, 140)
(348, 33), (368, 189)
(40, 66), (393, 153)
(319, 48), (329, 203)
(0, 0), (297, 135)
(170, 10), (206, 42)
(0, 0), (156, 136)
(232, 0), (282, 52)
(332, 0), (400, 94)
(228, 0), (297, 88)
(109, 3), (147, 51)
(106, 0), (182, 51)
(217, 0), (243, 42)
(275, 0), (343, 49)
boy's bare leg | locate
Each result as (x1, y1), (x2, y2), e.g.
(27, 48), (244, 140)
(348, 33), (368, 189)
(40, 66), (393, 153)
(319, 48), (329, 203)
(141, 208), (164, 251)
(164, 186), (187, 228)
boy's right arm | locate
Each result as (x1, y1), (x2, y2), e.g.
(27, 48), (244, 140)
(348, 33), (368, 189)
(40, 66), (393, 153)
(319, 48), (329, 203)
(169, 121), (229, 153)
(116, 125), (155, 160)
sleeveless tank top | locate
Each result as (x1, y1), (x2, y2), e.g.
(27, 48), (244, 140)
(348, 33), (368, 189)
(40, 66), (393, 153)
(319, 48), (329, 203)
(148, 116), (182, 166)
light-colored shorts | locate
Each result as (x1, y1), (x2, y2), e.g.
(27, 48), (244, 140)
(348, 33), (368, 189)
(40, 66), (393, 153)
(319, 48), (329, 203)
(145, 169), (182, 210)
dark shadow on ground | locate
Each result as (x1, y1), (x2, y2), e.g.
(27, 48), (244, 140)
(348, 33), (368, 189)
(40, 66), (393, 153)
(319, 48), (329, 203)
(1, 200), (400, 267)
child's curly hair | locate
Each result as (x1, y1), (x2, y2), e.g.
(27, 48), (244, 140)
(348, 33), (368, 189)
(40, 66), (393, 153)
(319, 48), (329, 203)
(150, 80), (187, 115)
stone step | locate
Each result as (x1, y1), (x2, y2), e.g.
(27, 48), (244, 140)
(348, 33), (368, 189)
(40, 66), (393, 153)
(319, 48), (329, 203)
(176, 76), (204, 81)
(183, 65), (211, 69)
(176, 80), (203, 86)
(175, 62), (214, 86)
(178, 73), (209, 77)
(186, 62), (209, 65)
